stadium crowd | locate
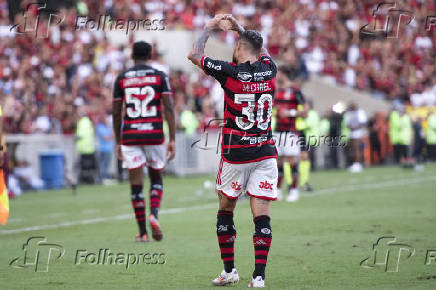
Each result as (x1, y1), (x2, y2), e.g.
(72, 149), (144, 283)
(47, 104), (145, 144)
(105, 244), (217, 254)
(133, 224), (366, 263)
(1, 0), (435, 135)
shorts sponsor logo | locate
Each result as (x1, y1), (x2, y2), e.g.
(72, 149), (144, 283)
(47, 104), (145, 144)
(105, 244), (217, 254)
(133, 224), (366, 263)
(259, 181), (273, 191)
(231, 182), (241, 191)
(261, 228), (271, 235)
(132, 156), (143, 163)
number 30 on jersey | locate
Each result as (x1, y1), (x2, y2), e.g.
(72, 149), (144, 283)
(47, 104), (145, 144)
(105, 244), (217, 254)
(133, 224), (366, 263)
(234, 93), (272, 130)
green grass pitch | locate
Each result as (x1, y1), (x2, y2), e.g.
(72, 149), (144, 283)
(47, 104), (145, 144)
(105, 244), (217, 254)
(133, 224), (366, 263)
(1, 164), (436, 289)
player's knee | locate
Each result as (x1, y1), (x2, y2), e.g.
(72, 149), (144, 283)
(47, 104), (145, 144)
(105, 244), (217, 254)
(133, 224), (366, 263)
(131, 184), (144, 201)
(148, 168), (163, 184)
(253, 215), (271, 238)
(218, 192), (236, 211)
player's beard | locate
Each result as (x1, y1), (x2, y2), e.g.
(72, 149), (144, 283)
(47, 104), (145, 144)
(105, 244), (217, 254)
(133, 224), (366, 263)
(232, 51), (237, 64)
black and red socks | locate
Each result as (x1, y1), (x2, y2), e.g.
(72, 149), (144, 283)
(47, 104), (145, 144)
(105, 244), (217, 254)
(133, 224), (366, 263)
(217, 210), (237, 273)
(131, 185), (146, 236)
(253, 215), (272, 279)
(149, 181), (163, 218)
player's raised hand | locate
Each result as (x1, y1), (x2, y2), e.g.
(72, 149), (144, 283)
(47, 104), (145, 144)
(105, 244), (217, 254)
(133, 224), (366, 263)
(166, 140), (176, 161)
(223, 14), (244, 34)
(205, 14), (227, 31)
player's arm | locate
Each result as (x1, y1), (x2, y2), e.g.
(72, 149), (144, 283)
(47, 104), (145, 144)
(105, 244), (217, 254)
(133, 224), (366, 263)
(112, 76), (124, 160)
(187, 15), (226, 68)
(161, 74), (176, 161)
(224, 14), (245, 35)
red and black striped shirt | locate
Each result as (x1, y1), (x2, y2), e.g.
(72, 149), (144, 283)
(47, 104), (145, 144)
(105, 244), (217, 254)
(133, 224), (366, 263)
(201, 54), (277, 163)
(275, 88), (305, 133)
(113, 64), (171, 146)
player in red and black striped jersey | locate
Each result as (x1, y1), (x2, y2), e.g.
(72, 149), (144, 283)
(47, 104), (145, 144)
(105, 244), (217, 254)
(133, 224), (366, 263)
(188, 14), (276, 287)
(274, 67), (308, 202)
(113, 41), (175, 243)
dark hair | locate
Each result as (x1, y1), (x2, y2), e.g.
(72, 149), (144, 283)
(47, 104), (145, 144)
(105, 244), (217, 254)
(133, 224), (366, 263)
(279, 65), (298, 81)
(239, 30), (263, 54)
(132, 41), (152, 60)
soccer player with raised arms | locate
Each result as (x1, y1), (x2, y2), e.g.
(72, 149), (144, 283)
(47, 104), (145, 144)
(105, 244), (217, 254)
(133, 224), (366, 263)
(188, 15), (278, 288)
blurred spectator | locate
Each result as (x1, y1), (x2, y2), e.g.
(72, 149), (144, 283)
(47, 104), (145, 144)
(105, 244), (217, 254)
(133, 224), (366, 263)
(389, 107), (412, 165)
(412, 117), (425, 167)
(327, 107), (343, 169)
(1, 0), (435, 138)
(426, 112), (436, 161)
(96, 113), (114, 181)
(344, 102), (367, 172)
(368, 112), (389, 165)
(13, 160), (45, 191)
(76, 108), (97, 183)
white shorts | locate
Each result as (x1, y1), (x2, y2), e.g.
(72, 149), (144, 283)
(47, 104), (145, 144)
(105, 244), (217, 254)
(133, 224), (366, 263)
(274, 132), (300, 157)
(121, 144), (166, 170)
(216, 158), (278, 201)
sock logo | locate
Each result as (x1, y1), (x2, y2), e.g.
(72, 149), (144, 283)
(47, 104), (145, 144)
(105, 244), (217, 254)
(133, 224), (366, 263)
(255, 239), (267, 245)
(217, 225), (229, 232)
(150, 190), (160, 196)
(260, 228), (271, 235)
(131, 193), (144, 200)
(133, 201), (145, 207)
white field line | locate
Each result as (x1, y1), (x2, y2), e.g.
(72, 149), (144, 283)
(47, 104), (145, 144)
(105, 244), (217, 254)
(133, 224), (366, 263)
(0, 203), (217, 235)
(302, 175), (435, 197)
(1, 174), (434, 235)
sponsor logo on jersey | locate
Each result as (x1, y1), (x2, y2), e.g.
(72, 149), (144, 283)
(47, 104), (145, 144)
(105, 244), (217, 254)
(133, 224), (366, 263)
(240, 136), (268, 145)
(259, 180), (273, 190)
(254, 71), (272, 77)
(237, 72), (253, 82)
(231, 181), (241, 191)
(131, 123), (154, 130)
(253, 71), (272, 81)
(206, 61), (221, 70)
